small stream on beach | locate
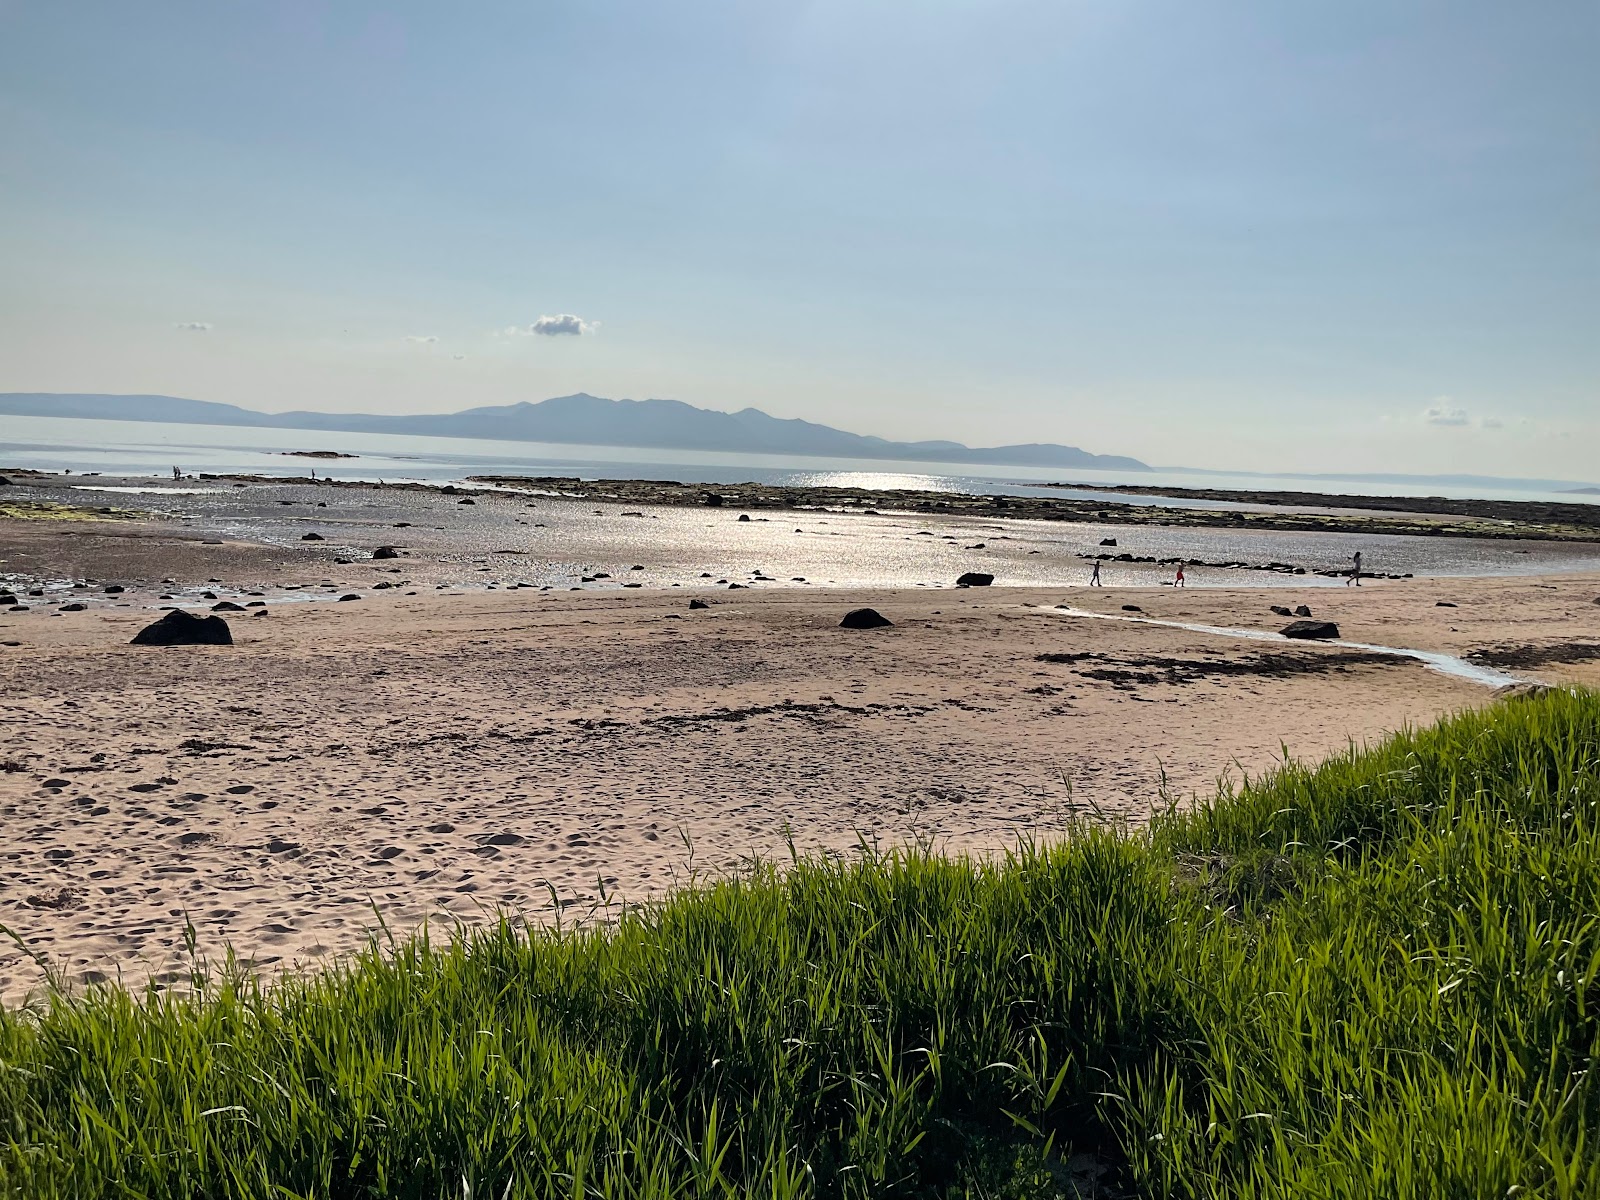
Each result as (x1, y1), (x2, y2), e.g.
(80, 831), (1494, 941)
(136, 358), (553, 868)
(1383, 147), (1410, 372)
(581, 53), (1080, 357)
(1035, 605), (1523, 688)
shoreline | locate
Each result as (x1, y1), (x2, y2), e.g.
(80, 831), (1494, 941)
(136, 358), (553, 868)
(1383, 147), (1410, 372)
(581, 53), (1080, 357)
(7, 466), (1600, 542)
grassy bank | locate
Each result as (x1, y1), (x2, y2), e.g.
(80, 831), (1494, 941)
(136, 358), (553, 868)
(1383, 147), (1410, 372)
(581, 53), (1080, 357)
(3, 691), (1597, 1198)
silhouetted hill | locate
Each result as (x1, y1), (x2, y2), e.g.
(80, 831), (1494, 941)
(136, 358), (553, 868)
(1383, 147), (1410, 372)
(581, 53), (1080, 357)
(0, 392), (1151, 470)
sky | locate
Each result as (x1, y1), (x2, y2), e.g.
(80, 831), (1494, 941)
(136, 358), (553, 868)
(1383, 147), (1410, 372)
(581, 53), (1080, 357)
(1, 1), (1595, 478)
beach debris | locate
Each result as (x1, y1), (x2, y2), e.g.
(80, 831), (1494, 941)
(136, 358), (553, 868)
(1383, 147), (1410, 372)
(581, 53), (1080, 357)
(1281, 620), (1340, 640)
(840, 607), (893, 629)
(130, 609), (232, 646)
(372, 546), (400, 559)
(301, 532), (324, 541)
(956, 572), (995, 587)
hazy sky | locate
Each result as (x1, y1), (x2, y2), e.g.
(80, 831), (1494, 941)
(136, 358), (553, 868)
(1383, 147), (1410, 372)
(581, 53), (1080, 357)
(1, 2), (1595, 476)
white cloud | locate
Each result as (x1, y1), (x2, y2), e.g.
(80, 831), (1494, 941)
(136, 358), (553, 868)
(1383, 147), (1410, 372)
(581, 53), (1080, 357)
(503, 314), (597, 337)
(452, 354), (466, 360)
(405, 334), (439, 344)
(175, 321), (212, 332)
(1422, 399), (1470, 426)
(1421, 398), (1505, 431)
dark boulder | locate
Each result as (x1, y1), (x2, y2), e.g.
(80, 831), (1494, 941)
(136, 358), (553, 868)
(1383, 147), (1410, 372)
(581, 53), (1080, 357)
(956, 572), (994, 587)
(58, 602), (86, 612)
(738, 513), (751, 522)
(701, 492), (724, 507)
(1270, 605), (1292, 617)
(1436, 601), (1457, 607)
(458, 497), (475, 505)
(1294, 605), (1313, 618)
(131, 610), (232, 646)
(338, 594), (361, 602)
(372, 546), (400, 560)
(211, 601), (246, 612)
(103, 584), (125, 594)
(1121, 604), (1142, 613)
(1100, 537), (1118, 546)
(1281, 620), (1340, 641)
(688, 598), (710, 610)
(840, 607), (893, 629)
(301, 532), (324, 541)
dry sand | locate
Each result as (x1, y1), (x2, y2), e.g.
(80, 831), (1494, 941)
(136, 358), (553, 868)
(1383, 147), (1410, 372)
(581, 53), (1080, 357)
(2, 527), (1597, 1003)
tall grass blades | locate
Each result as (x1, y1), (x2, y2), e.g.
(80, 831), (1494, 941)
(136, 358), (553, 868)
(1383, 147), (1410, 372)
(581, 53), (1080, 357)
(2, 689), (1597, 1198)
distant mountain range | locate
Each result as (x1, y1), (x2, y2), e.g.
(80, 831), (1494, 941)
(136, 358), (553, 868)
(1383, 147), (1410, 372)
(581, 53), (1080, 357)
(0, 392), (1150, 471)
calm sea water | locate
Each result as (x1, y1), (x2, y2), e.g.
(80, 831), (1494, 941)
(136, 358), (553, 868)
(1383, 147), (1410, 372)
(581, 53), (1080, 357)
(3, 413), (1596, 508)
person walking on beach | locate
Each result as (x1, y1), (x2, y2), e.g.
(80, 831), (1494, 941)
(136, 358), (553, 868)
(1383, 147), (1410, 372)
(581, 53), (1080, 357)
(1348, 550), (1362, 586)
(1090, 560), (1102, 587)
(1174, 563), (1186, 587)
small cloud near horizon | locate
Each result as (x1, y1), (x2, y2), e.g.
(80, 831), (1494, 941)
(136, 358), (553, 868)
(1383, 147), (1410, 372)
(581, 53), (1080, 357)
(1422, 398), (1504, 431)
(175, 321), (212, 332)
(504, 314), (597, 337)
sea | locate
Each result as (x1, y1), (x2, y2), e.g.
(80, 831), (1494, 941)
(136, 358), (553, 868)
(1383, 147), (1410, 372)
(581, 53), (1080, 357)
(3, 413), (1596, 508)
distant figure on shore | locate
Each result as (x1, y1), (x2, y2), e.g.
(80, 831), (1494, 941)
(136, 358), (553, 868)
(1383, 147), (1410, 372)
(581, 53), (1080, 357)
(1348, 550), (1362, 587)
(172, 465), (181, 480)
(1090, 561), (1102, 587)
(1174, 563), (1186, 587)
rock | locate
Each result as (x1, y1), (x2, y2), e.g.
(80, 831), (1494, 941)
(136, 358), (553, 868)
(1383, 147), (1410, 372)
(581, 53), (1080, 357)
(738, 513), (751, 522)
(956, 572), (994, 587)
(1121, 604), (1142, 613)
(1294, 605), (1313, 618)
(440, 485), (460, 495)
(103, 584), (125, 594)
(728, 582), (746, 589)
(1270, 605), (1292, 617)
(458, 497), (475, 505)
(689, 598), (710, 610)
(58, 602), (87, 612)
(840, 607), (893, 629)
(1436, 600), (1457, 607)
(130, 610), (232, 646)
(211, 601), (246, 612)
(338, 594), (361, 601)
(8, 606), (28, 612)
(247, 600), (267, 606)
(301, 532), (324, 541)
(252, 609), (270, 617)
(373, 581), (393, 590)
(372, 546), (400, 559)
(701, 492), (724, 506)
(1100, 537), (1118, 546)
(631, 564), (645, 571)
(1280, 620), (1340, 640)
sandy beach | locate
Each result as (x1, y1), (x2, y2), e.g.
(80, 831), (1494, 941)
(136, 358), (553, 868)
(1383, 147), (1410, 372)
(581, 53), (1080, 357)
(3, 495), (1597, 1003)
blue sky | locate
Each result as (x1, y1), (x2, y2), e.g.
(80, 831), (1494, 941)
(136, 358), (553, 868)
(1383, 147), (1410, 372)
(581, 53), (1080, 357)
(1, 1), (1594, 476)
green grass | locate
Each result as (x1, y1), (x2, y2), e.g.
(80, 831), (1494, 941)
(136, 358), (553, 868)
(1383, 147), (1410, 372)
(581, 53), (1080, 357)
(3, 689), (1598, 1198)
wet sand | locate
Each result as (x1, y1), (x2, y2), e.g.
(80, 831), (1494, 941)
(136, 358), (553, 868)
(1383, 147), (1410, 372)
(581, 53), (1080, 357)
(3, 542), (1598, 1002)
